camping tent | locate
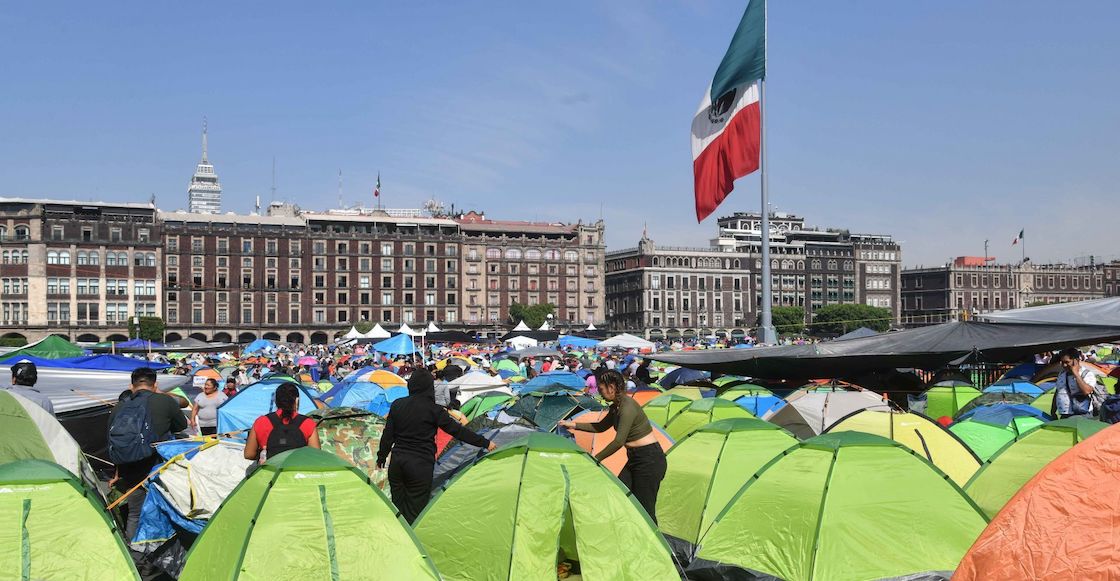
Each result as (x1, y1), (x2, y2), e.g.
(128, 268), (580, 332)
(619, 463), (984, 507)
(954, 422), (1120, 580)
(689, 432), (988, 581)
(569, 408), (674, 475)
(327, 381), (386, 408)
(179, 448), (440, 580)
(717, 385), (785, 416)
(216, 377), (323, 435)
(0, 460), (139, 579)
(0, 335), (85, 361)
(598, 333), (655, 350)
(449, 371), (510, 397)
(824, 408), (981, 485)
(309, 407), (388, 490)
(643, 393), (694, 428)
(908, 384), (982, 420)
(955, 391), (1036, 417)
(949, 406), (1047, 461)
(516, 370), (585, 393)
(664, 398), (756, 441)
(415, 434), (678, 581)
(431, 416), (539, 490)
(658, 419), (798, 561)
(964, 417), (1107, 518)
(0, 390), (100, 494)
(982, 380), (1045, 396)
(371, 333), (418, 355)
(764, 389), (890, 439)
(650, 320), (1120, 379)
(460, 391), (514, 421)
(558, 335), (601, 349)
(242, 338), (275, 354)
(504, 389), (604, 431)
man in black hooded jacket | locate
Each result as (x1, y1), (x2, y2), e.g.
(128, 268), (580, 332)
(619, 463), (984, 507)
(377, 368), (495, 523)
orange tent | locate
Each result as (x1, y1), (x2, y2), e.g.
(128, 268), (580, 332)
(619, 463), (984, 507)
(630, 390), (664, 406)
(954, 422), (1120, 580)
(569, 409), (674, 475)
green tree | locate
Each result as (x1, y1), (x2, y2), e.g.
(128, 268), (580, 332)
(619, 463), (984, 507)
(760, 306), (805, 334)
(127, 316), (166, 342)
(354, 320), (374, 334)
(810, 304), (892, 335)
(1025, 300), (1049, 308)
(508, 302), (556, 329)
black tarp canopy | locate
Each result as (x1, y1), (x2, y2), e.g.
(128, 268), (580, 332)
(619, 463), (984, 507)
(424, 331), (476, 343)
(499, 331), (560, 342)
(650, 321), (1120, 379)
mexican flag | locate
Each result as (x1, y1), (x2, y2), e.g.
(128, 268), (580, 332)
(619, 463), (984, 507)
(691, 0), (766, 222)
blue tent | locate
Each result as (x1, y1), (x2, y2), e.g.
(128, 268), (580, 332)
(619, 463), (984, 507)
(242, 338), (276, 354)
(517, 371), (586, 394)
(982, 380), (1045, 397)
(328, 381), (385, 408)
(732, 393), (786, 416)
(111, 338), (165, 349)
(957, 403), (1050, 425)
(365, 386), (410, 416)
(0, 354), (170, 372)
(371, 334), (418, 355)
(658, 367), (709, 388)
(1000, 362), (1042, 381)
(558, 335), (601, 349)
(216, 378), (321, 435)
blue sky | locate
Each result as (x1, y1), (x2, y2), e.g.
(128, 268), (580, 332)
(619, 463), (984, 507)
(1, 1), (1117, 267)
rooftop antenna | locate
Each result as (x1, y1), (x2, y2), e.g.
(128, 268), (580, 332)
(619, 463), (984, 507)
(337, 168), (343, 209)
(201, 117), (208, 162)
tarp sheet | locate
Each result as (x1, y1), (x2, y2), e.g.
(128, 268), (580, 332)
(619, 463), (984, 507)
(650, 321), (1120, 379)
(976, 297), (1120, 326)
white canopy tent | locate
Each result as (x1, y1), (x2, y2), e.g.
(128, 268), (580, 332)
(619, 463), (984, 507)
(342, 326), (364, 340)
(538, 321), (552, 331)
(425, 321), (442, 333)
(586, 322), (597, 331)
(396, 322), (425, 337)
(505, 335), (538, 350)
(511, 320), (531, 332)
(362, 324), (392, 339)
(598, 333), (656, 350)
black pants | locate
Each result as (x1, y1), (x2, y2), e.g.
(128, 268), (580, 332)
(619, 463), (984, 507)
(618, 443), (667, 524)
(200, 426), (217, 436)
(388, 454), (435, 524)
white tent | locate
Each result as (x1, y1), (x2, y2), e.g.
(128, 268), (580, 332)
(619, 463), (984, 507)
(505, 335), (538, 350)
(511, 320), (531, 332)
(538, 321), (552, 331)
(362, 323), (392, 339)
(342, 326), (364, 340)
(598, 333), (656, 350)
(397, 322), (424, 337)
(449, 371), (512, 396)
(764, 390), (890, 439)
(586, 322), (598, 331)
(426, 321), (442, 333)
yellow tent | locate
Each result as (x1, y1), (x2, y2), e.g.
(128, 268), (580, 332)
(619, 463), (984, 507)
(825, 408), (981, 485)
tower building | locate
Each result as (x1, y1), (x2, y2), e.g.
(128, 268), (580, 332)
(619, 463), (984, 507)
(187, 120), (222, 214)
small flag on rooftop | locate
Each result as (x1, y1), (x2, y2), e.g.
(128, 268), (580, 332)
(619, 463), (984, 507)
(1012, 229), (1024, 245)
(373, 173), (381, 198)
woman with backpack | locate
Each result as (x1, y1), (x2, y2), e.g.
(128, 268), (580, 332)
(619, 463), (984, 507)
(244, 382), (320, 462)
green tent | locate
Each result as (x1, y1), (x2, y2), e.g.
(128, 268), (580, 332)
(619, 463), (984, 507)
(1030, 391), (1054, 415)
(493, 359), (520, 373)
(918, 385), (982, 419)
(180, 447), (440, 580)
(0, 335), (85, 361)
(691, 432), (988, 581)
(0, 460), (138, 579)
(825, 408), (981, 486)
(711, 375), (752, 388)
(664, 398), (756, 441)
(415, 433), (678, 581)
(460, 390), (513, 421)
(658, 419), (797, 557)
(965, 417), (1108, 517)
(715, 384), (771, 401)
(642, 393), (694, 428)
(0, 390), (100, 494)
(950, 415), (1045, 461)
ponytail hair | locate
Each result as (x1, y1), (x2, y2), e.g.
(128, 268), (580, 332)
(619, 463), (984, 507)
(275, 382), (300, 421)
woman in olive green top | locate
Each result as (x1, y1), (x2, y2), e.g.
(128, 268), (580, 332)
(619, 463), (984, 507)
(559, 369), (666, 522)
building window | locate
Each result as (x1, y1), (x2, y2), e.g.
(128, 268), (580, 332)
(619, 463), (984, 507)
(110, 227), (122, 242)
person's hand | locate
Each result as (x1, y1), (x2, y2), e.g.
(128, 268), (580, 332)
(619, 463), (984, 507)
(376, 459), (386, 470)
(1069, 359), (1081, 372)
(487, 442), (497, 452)
(557, 420), (575, 430)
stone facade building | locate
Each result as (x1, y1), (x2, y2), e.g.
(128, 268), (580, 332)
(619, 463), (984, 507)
(0, 199), (162, 343)
(900, 260), (1107, 325)
(605, 212), (902, 340)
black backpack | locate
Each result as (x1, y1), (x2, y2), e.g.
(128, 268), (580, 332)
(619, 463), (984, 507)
(266, 413), (308, 458)
(108, 390), (159, 465)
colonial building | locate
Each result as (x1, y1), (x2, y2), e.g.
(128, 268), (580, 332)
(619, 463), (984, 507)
(900, 258), (1107, 325)
(1105, 261), (1120, 296)
(0, 198), (162, 343)
(186, 122), (222, 214)
(605, 212), (902, 340)
(160, 205), (605, 343)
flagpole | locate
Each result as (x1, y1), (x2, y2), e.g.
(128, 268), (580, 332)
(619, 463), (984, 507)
(1021, 230), (1025, 265)
(758, 0), (776, 345)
